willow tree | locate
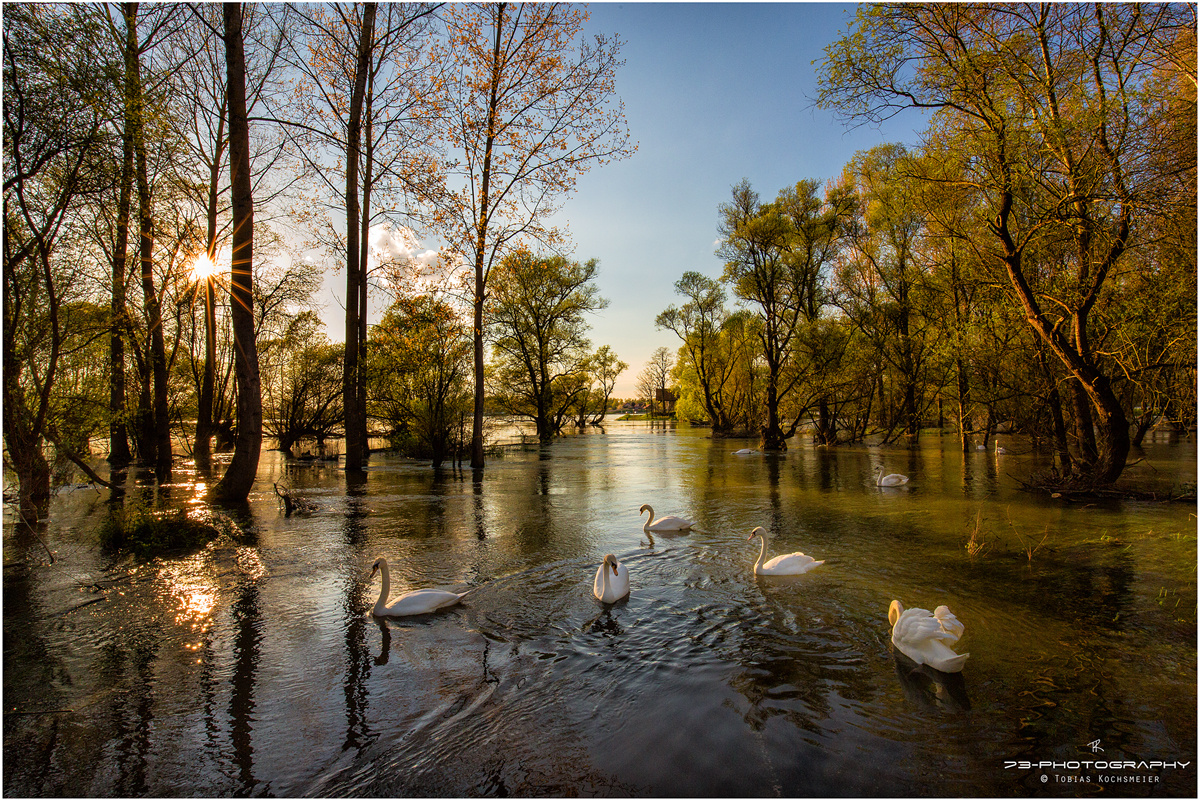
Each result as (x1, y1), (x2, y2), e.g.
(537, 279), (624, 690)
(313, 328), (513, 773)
(3, 5), (109, 520)
(487, 250), (607, 442)
(818, 3), (1196, 485)
(718, 180), (840, 451)
(657, 272), (739, 434)
(436, 2), (634, 469)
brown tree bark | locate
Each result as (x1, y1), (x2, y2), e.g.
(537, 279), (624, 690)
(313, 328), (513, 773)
(211, 1), (262, 502)
(342, 3), (375, 474)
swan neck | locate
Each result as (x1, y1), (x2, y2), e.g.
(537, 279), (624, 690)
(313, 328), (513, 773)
(376, 560), (390, 609)
(642, 505), (654, 526)
(599, 562), (611, 596)
(755, 534), (768, 571)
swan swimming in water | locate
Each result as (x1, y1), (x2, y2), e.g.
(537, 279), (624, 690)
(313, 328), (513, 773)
(593, 554), (630, 603)
(640, 504), (694, 532)
(874, 466), (909, 487)
(369, 557), (465, 617)
(888, 600), (969, 673)
(748, 527), (824, 575)
(732, 448), (760, 455)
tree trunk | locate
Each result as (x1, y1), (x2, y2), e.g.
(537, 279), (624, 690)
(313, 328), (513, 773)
(954, 357), (970, 453)
(109, 24), (135, 467)
(195, 108), (226, 471)
(342, 3), (375, 474)
(123, 2), (171, 482)
(211, 1), (262, 502)
(816, 398), (836, 446)
(470, 3), (506, 471)
(994, 185), (1131, 484)
(357, 78), (374, 463)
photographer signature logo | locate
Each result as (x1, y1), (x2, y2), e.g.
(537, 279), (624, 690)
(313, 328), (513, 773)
(1006, 738), (1189, 787)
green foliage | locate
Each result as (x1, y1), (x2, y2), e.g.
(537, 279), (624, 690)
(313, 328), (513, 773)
(369, 294), (472, 465)
(487, 249), (608, 441)
(97, 507), (238, 558)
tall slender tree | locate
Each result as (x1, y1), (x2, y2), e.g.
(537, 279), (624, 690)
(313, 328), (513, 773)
(281, 2), (441, 472)
(436, 2), (634, 469)
(210, 1), (261, 502)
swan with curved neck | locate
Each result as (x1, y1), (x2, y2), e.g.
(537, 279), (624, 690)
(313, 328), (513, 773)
(593, 554), (630, 603)
(639, 504), (694, 532)
(748, 527), (824, 575)
(888, 600), (969, 673)
(874, 466), (909, 487)
(369, 557), (464, 617)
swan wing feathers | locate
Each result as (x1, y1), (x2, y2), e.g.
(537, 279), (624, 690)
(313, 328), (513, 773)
(762, 552), (824, 574)
(891, 606), (968, 672)
(648, 515), (693, 531)
(892, 608), (957, 646)
(382, 588), (463, 616)
(933, 605), (965, 641)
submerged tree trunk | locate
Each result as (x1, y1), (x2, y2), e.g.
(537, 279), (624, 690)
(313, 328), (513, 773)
(211, 1), (261, 502)
(342, 3), (375, 474)
(109, 30), (135, 467)
(195, 106), (225, 471)
(123, 2), (171, 482)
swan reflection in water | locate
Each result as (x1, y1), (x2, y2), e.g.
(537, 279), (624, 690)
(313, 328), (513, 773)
(582, 605), (626, 637)
(374, 617), (391, 665)
(893, 656), (971, 712)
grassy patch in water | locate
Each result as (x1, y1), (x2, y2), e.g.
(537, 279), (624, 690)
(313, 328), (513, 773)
(98, 507), (238, 558)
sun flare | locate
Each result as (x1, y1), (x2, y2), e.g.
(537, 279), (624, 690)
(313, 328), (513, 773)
(191, 253), (219, 281)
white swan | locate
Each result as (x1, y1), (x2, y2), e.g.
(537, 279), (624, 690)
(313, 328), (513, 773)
(732, 448), (760, 455)
(369, 557), (464, 617)
(888, 600), (969, 673)
(593, 554), (630, 603)
(874, 466), (909, 487)
(748, 527), (824, 575)
(995, 439), (1007, 454)
(640, 503), (694, 532)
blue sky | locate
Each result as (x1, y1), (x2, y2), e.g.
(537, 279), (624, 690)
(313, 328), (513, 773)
(313, 3), (927, 397)
(557, 2), (926, 396)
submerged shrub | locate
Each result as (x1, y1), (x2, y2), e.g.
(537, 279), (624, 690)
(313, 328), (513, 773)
(98, 508), (238, 558)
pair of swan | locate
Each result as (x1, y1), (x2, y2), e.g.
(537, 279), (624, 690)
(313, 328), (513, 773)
(592, 505), (693, 603)
(593, 525), (823, 604)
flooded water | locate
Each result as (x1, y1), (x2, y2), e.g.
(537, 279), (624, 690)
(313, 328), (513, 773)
(4, 422), (1196, 796)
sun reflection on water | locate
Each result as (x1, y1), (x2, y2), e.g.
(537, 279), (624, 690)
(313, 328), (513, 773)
(159, 553), (218, 631)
